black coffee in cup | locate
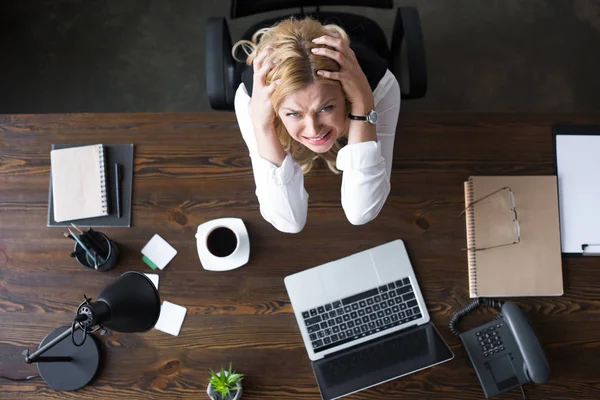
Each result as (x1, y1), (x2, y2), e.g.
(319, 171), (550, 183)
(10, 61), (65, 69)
(206, 227), (238, 257)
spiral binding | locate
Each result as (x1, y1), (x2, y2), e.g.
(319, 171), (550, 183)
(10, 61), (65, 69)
(465, 179), (478, 297)
(97, 145), (108, 216)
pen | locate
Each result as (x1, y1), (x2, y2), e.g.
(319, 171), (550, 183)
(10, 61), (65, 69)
(68, 227), (97, 266)
(86, 228), (108, 258)
(115, 163), (123, 219)
(582, 243), (600, 250)
(581, 243), (600, 256)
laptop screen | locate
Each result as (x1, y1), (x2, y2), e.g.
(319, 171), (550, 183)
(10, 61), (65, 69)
(312, 323), (453, 400)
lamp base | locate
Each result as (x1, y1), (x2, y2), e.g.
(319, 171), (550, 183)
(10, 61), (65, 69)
(36, 326), (100, 391)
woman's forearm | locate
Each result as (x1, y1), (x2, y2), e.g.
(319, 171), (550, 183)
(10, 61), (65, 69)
(347, 100), (377, 145)
(347, 119), (377, 144)
(253, 123), (287, 167)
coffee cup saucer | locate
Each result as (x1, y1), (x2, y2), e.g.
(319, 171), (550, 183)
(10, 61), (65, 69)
(195, 218), (250, 271)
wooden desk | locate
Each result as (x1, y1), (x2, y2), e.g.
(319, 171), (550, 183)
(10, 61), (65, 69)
(1, 113), (599, 399)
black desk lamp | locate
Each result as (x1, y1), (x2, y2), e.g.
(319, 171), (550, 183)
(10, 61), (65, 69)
(22, 271), (161, 391)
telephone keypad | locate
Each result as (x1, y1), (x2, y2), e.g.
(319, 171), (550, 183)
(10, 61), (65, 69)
(477, 323), (505, 357)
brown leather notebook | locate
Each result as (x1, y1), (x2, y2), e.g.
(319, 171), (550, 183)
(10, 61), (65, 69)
(464, 176), (563, 298)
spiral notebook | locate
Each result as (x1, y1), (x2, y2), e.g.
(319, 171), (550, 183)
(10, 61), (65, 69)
(464, 176), (563, 298)
(50, 144), (109, 222)
(48, 143), (134, 227)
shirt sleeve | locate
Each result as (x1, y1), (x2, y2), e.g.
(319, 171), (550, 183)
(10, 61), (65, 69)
(336, 70), (401, 225)
(234, 83), (308, 233)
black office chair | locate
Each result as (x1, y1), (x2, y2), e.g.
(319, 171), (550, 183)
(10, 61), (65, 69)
(206, 0), (427, 111)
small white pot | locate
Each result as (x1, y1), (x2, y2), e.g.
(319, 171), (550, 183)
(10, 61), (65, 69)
(207, 371), (242, 400)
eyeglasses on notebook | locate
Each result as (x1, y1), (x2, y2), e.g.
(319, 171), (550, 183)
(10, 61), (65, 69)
(459, 186), (521, 252)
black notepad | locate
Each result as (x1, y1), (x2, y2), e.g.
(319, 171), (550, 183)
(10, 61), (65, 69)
(48, 144), (134, 227)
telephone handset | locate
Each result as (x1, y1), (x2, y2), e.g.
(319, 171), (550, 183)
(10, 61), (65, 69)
(449, 299), (551, 398)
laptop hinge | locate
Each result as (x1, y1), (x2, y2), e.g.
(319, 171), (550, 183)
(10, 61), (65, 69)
(322, 323), (421, 359)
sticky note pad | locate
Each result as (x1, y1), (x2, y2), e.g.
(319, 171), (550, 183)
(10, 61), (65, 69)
(141, 234), (177, 270)
(154, 301), (187, 336)
(144, 273), (159, 290)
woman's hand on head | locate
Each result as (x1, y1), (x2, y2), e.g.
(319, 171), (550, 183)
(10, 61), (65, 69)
(248, 47), (286, 166)
(250, 47), (280, 132)
(311, 35), (374, 115)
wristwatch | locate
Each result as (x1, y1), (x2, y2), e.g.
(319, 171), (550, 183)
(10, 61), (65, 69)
(348, 110), (378, 125)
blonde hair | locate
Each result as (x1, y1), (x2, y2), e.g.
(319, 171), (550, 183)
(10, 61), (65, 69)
(232, 17), (351, 174)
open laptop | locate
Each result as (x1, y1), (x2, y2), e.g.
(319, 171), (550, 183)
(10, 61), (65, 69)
(284, 240), (454, 400)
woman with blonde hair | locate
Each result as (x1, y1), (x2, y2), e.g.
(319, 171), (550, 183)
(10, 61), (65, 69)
(233, 17), (401, 233)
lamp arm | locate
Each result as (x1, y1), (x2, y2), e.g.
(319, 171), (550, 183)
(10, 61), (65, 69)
(23, 324), (80, 364)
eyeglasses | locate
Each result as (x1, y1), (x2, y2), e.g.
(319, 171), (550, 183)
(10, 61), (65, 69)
(460, 186), (521, 252)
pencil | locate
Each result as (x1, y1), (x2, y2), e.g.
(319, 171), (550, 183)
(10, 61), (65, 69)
(68, 228), (97, 266)
(70, 223), (84, 235)
(85, 229), (108, 258)
(63, 232), (76, 241)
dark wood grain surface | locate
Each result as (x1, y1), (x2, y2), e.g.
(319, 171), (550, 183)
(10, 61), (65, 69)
(1, 113), (600, 400)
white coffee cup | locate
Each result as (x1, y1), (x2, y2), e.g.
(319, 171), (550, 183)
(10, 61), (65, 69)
(195, 218), (250, 271)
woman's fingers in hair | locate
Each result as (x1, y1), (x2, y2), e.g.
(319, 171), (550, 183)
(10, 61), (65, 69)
(253, 47), (273, 70)
(312, 35), (343, 49)
(316, 70), (341, 81)
(266, 79), (281, 95)
(257, 59), (276, 82)
(311, 47), (344, 64)
(312, 35), (355, 61)
(254, 49), (277, 87)
(316, 31), (341, 40)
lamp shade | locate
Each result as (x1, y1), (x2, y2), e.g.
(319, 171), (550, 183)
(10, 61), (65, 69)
(94, 271), (161, 333)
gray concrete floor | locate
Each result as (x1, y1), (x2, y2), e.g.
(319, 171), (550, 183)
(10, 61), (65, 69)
(1, 0), (599, 113)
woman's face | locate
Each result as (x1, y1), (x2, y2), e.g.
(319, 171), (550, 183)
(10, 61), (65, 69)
(277, 83), (346, 153)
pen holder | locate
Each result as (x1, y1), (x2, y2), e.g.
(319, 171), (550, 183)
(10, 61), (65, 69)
(74, 232), (120, 272)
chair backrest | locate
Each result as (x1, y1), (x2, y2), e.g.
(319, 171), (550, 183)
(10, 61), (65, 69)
(230, 0), (393, 19)
(205, 2), (426, 111)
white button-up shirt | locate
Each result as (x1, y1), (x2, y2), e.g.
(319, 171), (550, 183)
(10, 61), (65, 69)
(234, 69), (401, 233)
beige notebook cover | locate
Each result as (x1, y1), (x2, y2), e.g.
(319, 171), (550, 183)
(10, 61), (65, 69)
(50, 144), (108, 222)
(464, 176), (563, 298)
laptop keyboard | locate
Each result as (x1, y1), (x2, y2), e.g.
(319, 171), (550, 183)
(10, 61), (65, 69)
(302, 277), (422, 353)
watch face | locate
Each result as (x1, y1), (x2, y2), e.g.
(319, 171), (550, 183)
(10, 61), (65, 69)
(367, 110), (379, 124)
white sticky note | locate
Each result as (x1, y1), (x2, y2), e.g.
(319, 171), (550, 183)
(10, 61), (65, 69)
(154, 301), (187, 336)
(141, 234), (177, 270)
(144, 273), (159, 290)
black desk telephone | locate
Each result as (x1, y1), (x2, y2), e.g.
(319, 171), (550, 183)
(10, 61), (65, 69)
(449, 299), (551, 398)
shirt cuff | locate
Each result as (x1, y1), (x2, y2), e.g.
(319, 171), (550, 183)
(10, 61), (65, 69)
(253, 152), (298, 186)
(336, 141), (384, 171)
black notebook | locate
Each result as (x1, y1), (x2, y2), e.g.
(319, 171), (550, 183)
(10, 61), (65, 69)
(48, 144), (134, 227)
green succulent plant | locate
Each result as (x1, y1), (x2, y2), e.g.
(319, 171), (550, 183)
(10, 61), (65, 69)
(208, 363), (244, 400)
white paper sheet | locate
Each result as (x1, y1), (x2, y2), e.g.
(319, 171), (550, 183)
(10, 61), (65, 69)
(154, 301), (187, 336)
(144, 273), (159, 290)
(141, 234), (177, 270)
(556, 134), (600, 253)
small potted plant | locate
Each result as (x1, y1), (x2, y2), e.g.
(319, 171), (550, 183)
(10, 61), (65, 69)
(207, 363), (244, 400)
